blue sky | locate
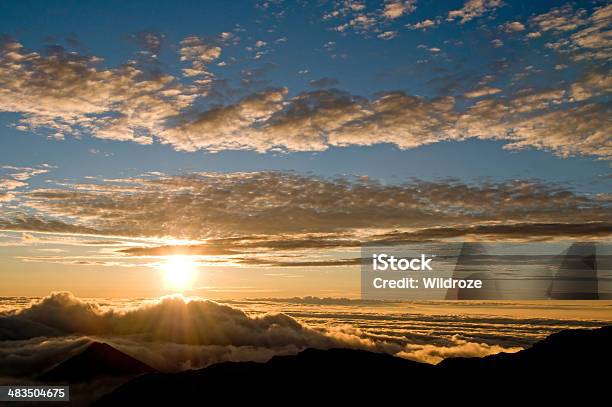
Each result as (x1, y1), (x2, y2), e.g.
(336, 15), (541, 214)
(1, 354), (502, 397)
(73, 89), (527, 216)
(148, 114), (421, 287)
(0, 0), (609, 191)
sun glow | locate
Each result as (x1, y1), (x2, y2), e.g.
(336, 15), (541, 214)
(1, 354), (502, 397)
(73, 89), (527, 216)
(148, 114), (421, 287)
(160, 256), (197, 292)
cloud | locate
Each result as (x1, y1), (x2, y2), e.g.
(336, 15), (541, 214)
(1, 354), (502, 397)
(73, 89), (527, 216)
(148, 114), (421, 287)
(0, 165), (52, 203)
(309, 77), (340, 88)
(0, 292), (526, 375)
(447, 0), (503, 24)
(179, 35), (222, 78)
(532, 4), (612, 61)
(0, 37), (608, 159)
(491, 39), (504, 48)
(0, 40), (194, 144)
(0, 292), (337, 347)
(499, 103), (611, 158)
(383, 1), (416, 20)
(0, 336), (90, 377)
(569, 71), (612, 101)
(0, 192), (15, 202)
(327, 92), (457, 149)
(530, 4), (586, 33)
(567, 4), (612, 61)
(457, 88), (611, 159)
(127, 31), (166, 57)
(81, 220), (609, 268)
(324, 1), (414, 37)
(377, 30), (398, 40)
(0, 292), (377, 373)
(0, 214), (100, 235)
(398, 337), (521, 364)
(464, 87), (502, 98)
(2, 165), (51, 181)
(160, 77), (609, 159)
(2, 172), (609, 247)
(407, 19), (438, 30)
(500, 21), (525, 32)
(161, 88), (288, 152)
(374, 222), (612, 243)
(0, 179), (27, 191)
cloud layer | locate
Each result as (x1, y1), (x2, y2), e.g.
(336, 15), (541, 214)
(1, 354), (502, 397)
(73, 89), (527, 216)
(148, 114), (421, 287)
(0, 171), (608, 268)
(0, 292), (528, 375)
(2, 172), (609, 243)
(3, 292), (610, 377)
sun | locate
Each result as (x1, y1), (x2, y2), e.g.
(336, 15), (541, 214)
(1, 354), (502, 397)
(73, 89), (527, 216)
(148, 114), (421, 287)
(160, 256), (197, 292)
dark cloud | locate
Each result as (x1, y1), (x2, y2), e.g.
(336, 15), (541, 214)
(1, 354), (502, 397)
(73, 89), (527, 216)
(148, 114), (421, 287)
(113, 222), (611, 267)
(373, 222), (612, 243)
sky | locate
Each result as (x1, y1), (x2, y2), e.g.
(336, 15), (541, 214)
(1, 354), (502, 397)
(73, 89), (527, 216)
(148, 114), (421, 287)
(0, 0), (610, 297)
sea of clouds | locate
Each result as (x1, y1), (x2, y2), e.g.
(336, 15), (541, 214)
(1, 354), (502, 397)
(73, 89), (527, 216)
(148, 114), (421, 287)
(1, 292), (610, 378)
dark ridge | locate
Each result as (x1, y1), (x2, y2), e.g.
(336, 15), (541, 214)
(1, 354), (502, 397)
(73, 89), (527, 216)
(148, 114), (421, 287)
(95, 326), (611, 405)
(39, 341), (157, 382)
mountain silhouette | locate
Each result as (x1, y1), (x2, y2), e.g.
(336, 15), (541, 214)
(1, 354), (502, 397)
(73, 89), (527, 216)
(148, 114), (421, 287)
(39, 341), (157, 382)
(95, 326), (611, 405)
